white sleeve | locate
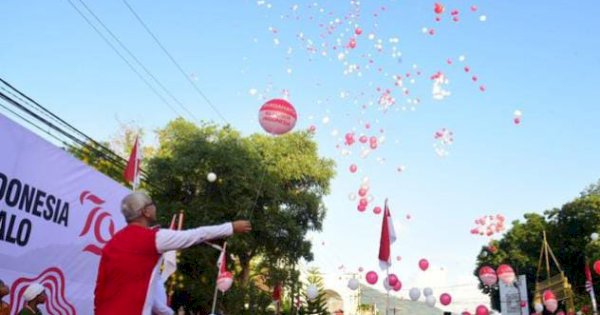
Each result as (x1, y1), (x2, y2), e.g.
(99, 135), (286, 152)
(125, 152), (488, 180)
(156, 223), (233, 253)
(152, 277), (174, 315)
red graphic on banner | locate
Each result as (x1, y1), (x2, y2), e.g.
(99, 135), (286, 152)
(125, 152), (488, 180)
(79, 191), (116, 256)
(9, 267), (76, 315)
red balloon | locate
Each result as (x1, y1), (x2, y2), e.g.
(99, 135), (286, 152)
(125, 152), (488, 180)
(259, 99), (297, 135)
(355, 27), (363, 35)
(514, 117), (521, 125)
(358, 187), (368, 197)
(373, 206), (382, 214)
(359, 198), (368, 207)
(366, 271), (378, 284)
(419, 259), (429, 271)
(593, 260), (600, 275)
(357, 204), (366, 212)
(392, 279), (402, 291)
(359, 135), (368, 143)
(440, 293), (452, 306)
(350, 164), (358, 173)
(475, 305), (489, 315)
(348, 38), (357, 49)
(434, 3), (444, 14)
(388, 274), (399, 286)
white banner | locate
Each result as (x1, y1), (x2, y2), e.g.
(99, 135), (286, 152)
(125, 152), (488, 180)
(0, 113), (129, 314)
(499, 274), (530, 315)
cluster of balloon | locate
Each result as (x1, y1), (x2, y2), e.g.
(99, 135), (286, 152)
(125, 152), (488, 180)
(433, 128), (454, 157)
(306, 284), (319, 301)
(513, 110), (523, 125)
(353, 177), (375, 213)
(419, 258), (430, 271)
(366, 271), (378, 285)
(431, 72), (451, 100)
(439, 293), (452, 306)
(217, 272), (233, 292)
(382, 274), (401, 291)
(478, 266), (498, 286)
(347, 278), (359, 291)
(496, 264), (516, 285)
(470, 214), (506, 237)
(409, 287), (421, 301)
(543, 290), (558, 313)
(258, 99), (297, 135)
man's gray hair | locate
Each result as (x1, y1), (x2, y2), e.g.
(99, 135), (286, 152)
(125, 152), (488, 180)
(121, 192), (152, 222)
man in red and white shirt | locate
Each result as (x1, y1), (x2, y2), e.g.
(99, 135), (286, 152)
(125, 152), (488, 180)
(94, 192), (252, 315)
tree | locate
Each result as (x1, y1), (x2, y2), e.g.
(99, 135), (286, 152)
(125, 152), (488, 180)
(474, 213), (549, 311)
(145, 118), (336, 314)
(300, 268), (330, 315)
(473, 192), (600, 313)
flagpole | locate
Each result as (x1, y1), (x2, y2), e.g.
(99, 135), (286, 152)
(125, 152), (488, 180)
(132, 137), (139, 191)
(211, 242), (227, 315)
(386, 267), (390, 315)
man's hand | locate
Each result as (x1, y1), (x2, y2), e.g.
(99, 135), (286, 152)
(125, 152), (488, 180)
(232, 220), (252, 234)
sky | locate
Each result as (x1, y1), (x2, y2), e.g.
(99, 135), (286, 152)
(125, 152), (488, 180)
(2, 0), (600, 313)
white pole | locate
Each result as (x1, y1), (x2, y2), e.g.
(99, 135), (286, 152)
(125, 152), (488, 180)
(385, 267), (390, 315)
(210, 242), (227, 315)
(590, 287), (598, 315)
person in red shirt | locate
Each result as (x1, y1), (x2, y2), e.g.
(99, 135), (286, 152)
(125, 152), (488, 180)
(94, 192), (251, 315)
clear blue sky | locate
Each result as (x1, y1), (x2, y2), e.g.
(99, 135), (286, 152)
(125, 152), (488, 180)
(2, 0), (600, 311)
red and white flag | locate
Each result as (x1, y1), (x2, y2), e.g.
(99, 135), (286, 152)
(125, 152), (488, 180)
(378, 199), (397, 269)
(123, 136), (142, 190)
(217, 243), (228, 274)
(161, 213), (181, 282)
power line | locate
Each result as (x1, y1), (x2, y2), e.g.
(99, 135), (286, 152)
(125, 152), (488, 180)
(73, 0), (200, 124)
(120, 0), (229, 124)
(0, 78), (162, 193)
(64, 0), (183, 119)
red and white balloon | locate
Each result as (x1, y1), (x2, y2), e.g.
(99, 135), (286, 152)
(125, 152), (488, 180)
(217, 271), (233, 292)
(543, 290), (558, 313)
(258, 99), (297, 135)
(496, 264), (516, 285)
(478, 266), (498, 286)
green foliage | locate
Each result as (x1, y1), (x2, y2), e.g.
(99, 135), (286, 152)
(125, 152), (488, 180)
(474, 193), (600, 312)
(300, 268), (330, 315)
(581, 179), (600, 197)
(145, 118), (336, 314)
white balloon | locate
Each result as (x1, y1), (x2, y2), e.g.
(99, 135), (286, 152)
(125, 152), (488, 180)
(217, 275), (233, 292)
(207, 172), (217, 182)
(348, 193), (357, 201)
(409, 287), (421, 301)
(534, 303), (544, 313)
(425, 295), (436, 307)
(592, 232), (599, 241)
(423, 287), (433, 297)
(347, 278), (359, 291)
(383, 279), (391, 291)
(306, 284), (319, 301)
